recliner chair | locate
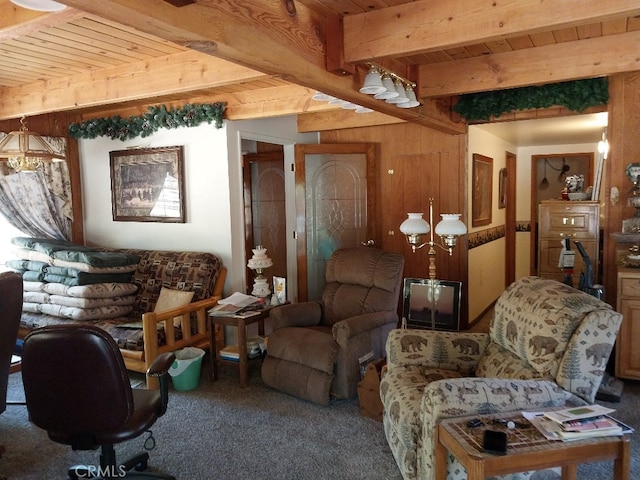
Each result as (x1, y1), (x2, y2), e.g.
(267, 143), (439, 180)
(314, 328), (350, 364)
(262, 246), (405, 405)
(21, 325), (176, 480)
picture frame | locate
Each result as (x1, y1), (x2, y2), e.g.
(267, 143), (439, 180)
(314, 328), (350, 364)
(109, 146), (186, 223)
(402, 278), (462, 331)
(498, 167), (507, 209)
(472, 153), (493, 227)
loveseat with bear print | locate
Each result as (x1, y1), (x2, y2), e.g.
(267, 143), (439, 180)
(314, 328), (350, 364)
(380, 276), (623, 480)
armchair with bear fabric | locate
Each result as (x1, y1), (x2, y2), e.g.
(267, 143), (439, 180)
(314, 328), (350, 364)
(380, 276), (622, 480)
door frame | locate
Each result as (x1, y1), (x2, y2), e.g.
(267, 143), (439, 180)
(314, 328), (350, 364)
(505, 151), (517, 286)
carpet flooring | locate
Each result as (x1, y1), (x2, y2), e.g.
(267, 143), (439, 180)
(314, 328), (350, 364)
(1, 354), (638, 479)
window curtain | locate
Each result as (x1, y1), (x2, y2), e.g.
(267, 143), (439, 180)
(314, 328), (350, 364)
(0, 134), (72, 240)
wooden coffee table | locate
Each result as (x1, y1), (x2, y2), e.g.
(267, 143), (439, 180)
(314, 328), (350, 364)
(436, 411), (630, 480)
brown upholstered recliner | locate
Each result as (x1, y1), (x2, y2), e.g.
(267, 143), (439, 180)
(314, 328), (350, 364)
(261, 247), (404, 405)
(22, 325), (176, 479)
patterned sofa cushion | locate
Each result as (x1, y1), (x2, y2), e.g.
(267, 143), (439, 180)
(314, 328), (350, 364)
(479, 276), (613, 379)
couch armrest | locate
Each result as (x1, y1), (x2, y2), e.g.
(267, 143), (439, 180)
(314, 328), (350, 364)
(142, 296), (218, 388)
(269, 302), (322, 330)
(332, 311), (397, 344)
(385, 328), (490, 375)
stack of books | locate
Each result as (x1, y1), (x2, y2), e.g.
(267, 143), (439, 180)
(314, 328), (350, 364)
(525, 405), (633, 441)
(219, 336), (265, 362)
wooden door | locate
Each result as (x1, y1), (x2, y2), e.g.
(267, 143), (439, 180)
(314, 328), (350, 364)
(242, 150), (287, 294)
(294, 143), (377, 302)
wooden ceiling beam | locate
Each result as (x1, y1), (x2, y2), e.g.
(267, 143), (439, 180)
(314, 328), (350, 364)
(298, 110), (404, 132)
(56, 0), (465, 134)
(418, 30), (640, 97)
(0, 50), (273, 120)
(343, 0), (640, 63)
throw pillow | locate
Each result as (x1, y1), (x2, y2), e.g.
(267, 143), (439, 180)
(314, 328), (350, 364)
(154, 287), (194, 328)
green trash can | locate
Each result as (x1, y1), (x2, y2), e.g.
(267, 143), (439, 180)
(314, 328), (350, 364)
(169, 347), (205, 391)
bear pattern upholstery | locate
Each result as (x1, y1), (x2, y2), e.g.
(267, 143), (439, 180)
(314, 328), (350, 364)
(380, 276), (622, 480)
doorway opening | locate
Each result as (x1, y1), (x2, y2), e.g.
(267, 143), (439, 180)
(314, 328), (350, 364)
(530, 152), (594, 275)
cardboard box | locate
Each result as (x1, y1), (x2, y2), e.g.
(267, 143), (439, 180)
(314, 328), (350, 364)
(357, 359), (386, 422)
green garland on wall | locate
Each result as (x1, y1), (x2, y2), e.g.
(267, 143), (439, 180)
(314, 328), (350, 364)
(453, 78), (608, 122)
(68, 102), (227, 141)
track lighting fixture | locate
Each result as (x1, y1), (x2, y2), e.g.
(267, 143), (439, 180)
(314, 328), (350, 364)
(360, 63), (421, 109)
(311, 92), (373, 114)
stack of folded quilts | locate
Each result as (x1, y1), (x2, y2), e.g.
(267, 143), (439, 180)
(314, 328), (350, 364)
(7, 237), (140, 322)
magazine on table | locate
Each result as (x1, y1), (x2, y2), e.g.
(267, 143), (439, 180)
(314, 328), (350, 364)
(208, 292), (262, 316)
(523, 409), (633, 442)
(542, 404), (615, 425)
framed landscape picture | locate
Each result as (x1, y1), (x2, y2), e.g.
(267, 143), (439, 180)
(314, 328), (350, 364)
(109, 145), (186, 222)
(472, 153), (493, 227)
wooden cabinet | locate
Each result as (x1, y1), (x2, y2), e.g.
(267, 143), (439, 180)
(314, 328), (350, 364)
(537, 201), (600, 286)
(616, 268), (640, 380)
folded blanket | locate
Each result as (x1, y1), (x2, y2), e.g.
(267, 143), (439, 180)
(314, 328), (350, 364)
(5, 259), (49, 272)
(38, 303), (134, 321)
(11, 237), (140, 270)
(43, 271), (134, 286)
(23, 281), (45, 292)
(23, 291), (50, 304)
(13, 248), (52, 265)
(48, 294), (136, 309)
(23, 271), (45, 282)
(22, 302), (41, 313)
(11, 237), (94, 255)
(51, 250), (139, 268)
(42, 282), (138, 299)
(50, 259), (138, 274)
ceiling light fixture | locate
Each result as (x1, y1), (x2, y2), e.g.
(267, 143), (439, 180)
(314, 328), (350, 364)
(311, 92), (373, 114)
(9, 0), (66, 12)
(0, 116), (65, 173)
(359, 65), (385, 95)
(360, 63), (421, 109)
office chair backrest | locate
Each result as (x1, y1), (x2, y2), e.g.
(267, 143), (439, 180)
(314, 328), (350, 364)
(22, 325), (134, 443)
(0, 271), (22, 414)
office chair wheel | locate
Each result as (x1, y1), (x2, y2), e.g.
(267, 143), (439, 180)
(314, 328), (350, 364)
(134, 459), (148, 472)
(68, 465), (94, 480)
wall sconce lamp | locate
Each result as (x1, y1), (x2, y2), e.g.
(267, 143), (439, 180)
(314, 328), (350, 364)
(399, 198), (467, 280)
(0, 116), (65, 173)
(359, 63), (421, 108)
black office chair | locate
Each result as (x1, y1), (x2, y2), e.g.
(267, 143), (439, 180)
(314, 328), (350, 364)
(0, 271), (22, 460)
(21, 325), (176, 479)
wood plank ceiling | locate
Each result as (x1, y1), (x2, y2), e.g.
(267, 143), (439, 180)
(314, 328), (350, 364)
(0, 0), (639, 133)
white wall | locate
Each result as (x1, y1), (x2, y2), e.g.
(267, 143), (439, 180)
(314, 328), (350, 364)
(467, 127), (516, 320)
(79, 123), (232, 257)
(79, 115), (317, 299)
(466, 125), (600, 320)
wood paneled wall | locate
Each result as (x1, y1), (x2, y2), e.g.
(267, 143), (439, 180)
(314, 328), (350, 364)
(321, 123), (469, 327)
(604, 72), (640, 308)
(0, 113), (84, 244)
